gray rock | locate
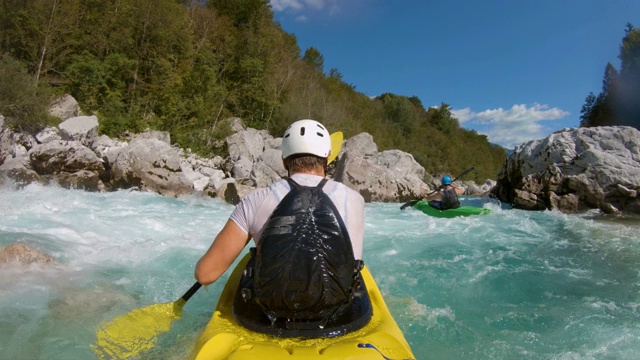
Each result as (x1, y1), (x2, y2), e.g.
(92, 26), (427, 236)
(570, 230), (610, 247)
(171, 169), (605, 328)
(49, 285), (137, 318)
(232, 157), (254, 185)
(89, 134), (128, 164)
(257, 148), (286, 177)
(110, 138), (193, 197)
(29, 140), (104, 175)
(48, 94), (81, 120)
(134, 130), (170, 144)
(0, 243), (56, 265)
(59, 115), (99, 146)
(35, 126), (61, 144)
(340, 132), (378, 158)
(56, 170), (105, 192)
(493, 126), (640, 214)
(250, 162), (281, 188)
(0, 157), (40, 187)
(226, 128), (266, 162)
(333, 134), (429, 202)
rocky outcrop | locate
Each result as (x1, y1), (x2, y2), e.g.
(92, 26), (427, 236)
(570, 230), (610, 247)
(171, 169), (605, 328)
(110, 138), (193, 197)
(493, 126), (640, 214)
(1, 94), (495, 204)
(29, 140), (107, 191)
(334, 133), (430, 202)
(28, 97), (630, 213)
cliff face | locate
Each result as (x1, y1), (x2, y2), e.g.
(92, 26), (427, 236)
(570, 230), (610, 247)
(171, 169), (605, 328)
(493, 126), (640, 214)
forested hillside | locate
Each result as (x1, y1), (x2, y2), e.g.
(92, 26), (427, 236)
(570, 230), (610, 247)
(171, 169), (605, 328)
(0, 0), (505, 182)
(580, 23), (640, 129)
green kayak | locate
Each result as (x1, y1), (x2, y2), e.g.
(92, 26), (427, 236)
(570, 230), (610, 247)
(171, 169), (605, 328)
(413, 200), (491, 218)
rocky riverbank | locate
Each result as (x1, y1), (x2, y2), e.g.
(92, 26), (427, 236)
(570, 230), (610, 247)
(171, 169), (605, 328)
(0, 95), (495, 206)
(2, 94), (638, 216)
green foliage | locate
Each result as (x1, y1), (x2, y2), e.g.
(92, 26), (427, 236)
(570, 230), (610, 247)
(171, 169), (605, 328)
(0, 0), (506, 181)
(328, 68), (343, 81)
(580, 92), (610, 127)
(64, 53), (133, 113)
(206, 0), (271, 28)
(377, 93), (418, 136)
(303, 47), (325, 74)
(98, 110), (145, 138)
(0, 53), (54, 133)
(581, 24), (640, 129)
(427, 103), (459, 134)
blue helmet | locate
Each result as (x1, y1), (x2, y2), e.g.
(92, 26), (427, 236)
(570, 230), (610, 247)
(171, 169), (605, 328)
(441, 175), (452, 185)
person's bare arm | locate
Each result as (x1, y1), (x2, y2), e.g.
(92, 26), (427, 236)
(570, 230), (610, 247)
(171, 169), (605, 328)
(423, 191), (442, 200)
(195, 220), (251, 285)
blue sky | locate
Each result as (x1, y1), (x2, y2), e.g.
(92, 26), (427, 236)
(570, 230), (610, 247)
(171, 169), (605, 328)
(269, 0), (638, 149)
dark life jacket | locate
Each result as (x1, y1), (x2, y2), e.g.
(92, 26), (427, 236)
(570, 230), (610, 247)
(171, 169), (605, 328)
(440, 187), (460, 209)
(430, 186), (460, 210)
(249, 177), (361, 324)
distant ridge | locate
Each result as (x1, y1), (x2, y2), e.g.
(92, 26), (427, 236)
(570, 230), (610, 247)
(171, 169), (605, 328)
(491, 143), (514, 155)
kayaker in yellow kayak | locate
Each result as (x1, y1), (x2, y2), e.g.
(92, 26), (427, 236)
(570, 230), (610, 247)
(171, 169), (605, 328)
(92, 120), (413, 360)
(424, 175), (464, 210)
(195, 119), (369, 336)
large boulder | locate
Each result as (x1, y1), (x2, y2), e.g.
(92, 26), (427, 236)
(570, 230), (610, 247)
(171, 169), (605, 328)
(333, 133), (430, 202)
(48, 94), (81, 120)
(257, 148), (286, 177)
(35, 126), (62, 144)
(0, 157), (40, 187)
(29, 140), (104, 175)
(226, 127), (270, 162)
(59, 115), (99, 146)
(28, 140), (107, 191)
(493, 126), (640, 214)
(89, 134), (128, 164)
(110, 138), (193, 197)
(0, 243), (56, 265)
(0, 126), (37, 165)
(0, 126), (14, 166)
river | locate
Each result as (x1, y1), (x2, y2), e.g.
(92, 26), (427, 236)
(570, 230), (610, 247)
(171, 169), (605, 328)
(1, 183), (639, 359)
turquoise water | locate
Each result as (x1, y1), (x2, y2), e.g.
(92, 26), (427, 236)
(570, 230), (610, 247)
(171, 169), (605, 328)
(1, 184), (639, 360)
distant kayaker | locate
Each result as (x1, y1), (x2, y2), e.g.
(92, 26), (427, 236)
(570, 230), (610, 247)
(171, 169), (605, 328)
(195, 119), (367, 330)
(424, 175), (463, 210)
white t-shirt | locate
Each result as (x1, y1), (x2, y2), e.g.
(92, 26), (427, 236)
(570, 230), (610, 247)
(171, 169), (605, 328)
(229, 173), (365, 259)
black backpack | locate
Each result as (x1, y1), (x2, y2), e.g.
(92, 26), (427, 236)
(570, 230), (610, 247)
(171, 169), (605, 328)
(440, 187), (460, 209)
(251, 177), (359, 323)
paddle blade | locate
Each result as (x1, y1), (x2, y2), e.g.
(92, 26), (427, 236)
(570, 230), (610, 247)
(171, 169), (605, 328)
(328, 131), (343, 164)
(91, 299), (185, 359)
(400, 199), (419, 210)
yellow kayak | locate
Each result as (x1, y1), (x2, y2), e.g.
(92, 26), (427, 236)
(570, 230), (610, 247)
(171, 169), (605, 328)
(193, 253), (415, 359)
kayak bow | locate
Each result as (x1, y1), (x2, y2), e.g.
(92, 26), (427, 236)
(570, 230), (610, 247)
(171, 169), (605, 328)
(193, 253), (415, 359)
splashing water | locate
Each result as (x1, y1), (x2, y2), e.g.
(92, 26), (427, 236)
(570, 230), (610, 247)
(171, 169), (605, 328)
(1, 184), (639, 359)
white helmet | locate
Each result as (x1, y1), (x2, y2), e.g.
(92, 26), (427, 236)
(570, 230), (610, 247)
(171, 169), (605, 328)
(281, 119), (331, 159)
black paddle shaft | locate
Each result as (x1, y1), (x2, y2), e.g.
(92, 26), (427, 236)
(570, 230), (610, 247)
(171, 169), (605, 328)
(181, 282), (202, 302)
(453, 167), (475, 182)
